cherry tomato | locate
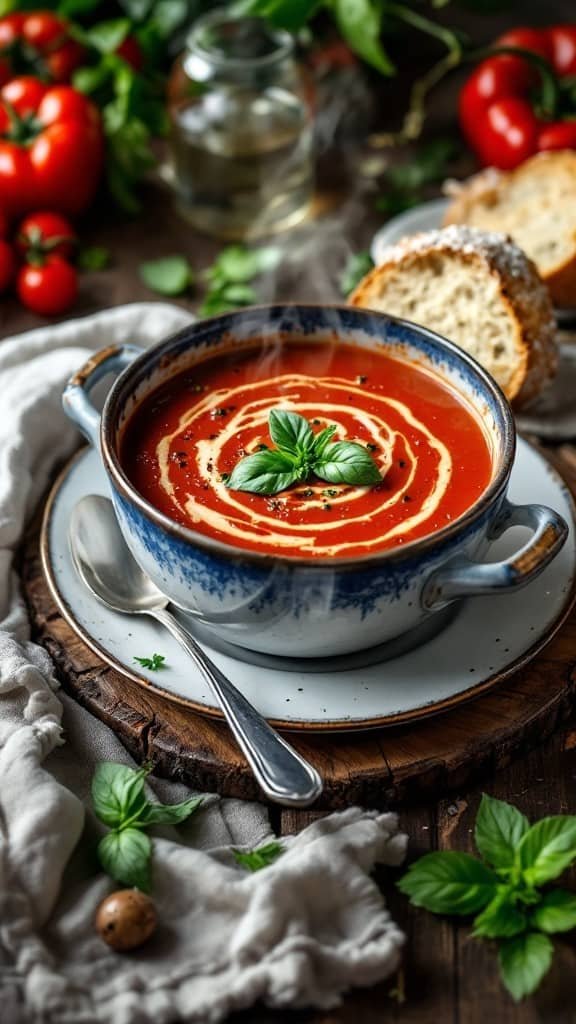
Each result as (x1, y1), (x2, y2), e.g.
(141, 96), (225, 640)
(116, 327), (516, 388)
(547, 25), (576, 75)
(538, 121), (576, 151)
(16, 211), (76, 261)
(496, 27), (553, 64)
(0, 236), (14, 291)
(17, 254), (77, 316)
(0, 80), (102, 218)
(0, 208), (8, 238)
(460, 23), (576, 170)
(479, 97), (539, 170)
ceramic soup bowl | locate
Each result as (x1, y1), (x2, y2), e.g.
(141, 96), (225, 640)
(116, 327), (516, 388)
(63, 305), (567, 659)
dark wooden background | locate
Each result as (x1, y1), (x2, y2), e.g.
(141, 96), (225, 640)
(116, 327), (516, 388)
(5, 0), (576, 1020)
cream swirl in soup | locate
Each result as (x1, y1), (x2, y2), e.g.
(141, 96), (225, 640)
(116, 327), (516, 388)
(121, 341), (494, 559)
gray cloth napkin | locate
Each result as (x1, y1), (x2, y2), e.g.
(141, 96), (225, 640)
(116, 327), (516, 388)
(0, 304), (406, 1023)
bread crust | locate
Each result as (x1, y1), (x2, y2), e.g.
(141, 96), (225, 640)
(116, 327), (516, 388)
(349, 226), (557, 408)
(443, 151), (576, 309)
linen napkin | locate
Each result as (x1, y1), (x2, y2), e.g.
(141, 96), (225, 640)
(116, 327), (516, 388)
(0, 303), (406, 1024)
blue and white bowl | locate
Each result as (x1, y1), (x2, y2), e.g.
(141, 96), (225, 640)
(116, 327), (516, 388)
(62, 305), (567, 659)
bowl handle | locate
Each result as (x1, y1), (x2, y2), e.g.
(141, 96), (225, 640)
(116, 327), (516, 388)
(422, 499), (568, 610)
(62, 344), (144, 448)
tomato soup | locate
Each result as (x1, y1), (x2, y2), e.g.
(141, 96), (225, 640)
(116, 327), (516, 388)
(121, 341), (494, 560)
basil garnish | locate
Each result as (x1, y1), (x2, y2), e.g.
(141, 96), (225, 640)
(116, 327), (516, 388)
(225, 409), (382, 496)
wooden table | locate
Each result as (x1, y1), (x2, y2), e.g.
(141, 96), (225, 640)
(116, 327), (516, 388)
(5, 7), (576, 1009)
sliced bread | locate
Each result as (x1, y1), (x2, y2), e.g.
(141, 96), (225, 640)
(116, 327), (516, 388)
(349, 225), (557, 407)
(443, 150), (576, 308)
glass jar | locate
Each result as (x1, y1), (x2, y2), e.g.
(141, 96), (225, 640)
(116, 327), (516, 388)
(167, 10), (314, 240)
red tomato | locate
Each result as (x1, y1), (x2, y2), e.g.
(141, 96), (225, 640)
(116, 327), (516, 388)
(460, 23), (576, 169)
(496, 27), (553, 63)
(538, 121), (576, 151)
(479, 97), (539, 170)
(116, 35), (143, 72)
(17, 255), (77, 316)
(0, 10), (84, 85)
(0, 237), (14, 291)
(1, 77), (48, 117)
(0, 81), (102, 218)
(16, 211), (76, 261)
(547, 24), (576, 75)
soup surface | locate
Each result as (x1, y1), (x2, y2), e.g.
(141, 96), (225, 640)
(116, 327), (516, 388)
(121, 341), (494, 559)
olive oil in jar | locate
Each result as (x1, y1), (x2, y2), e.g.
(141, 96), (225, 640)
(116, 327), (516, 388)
(168, 14), (314, 240)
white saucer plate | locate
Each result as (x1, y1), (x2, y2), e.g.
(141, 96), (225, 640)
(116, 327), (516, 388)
(370, 198), (576, 325)
(42, 442), (576, 732)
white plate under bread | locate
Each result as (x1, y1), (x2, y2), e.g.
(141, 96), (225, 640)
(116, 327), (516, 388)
(371, 199), (575, 324)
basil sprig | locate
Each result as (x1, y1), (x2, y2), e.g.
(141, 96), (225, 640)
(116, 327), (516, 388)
(225, 408), (382, 496)
(92, 762), (202, 891)
(233, 841), (284, 872)
(398, 794), (576, 1001)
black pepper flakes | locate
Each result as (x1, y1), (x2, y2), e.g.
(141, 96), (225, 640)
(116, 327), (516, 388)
(356, 375), (367, 384)
(403, 494), (412, 503)
(366, 443), (379, 452)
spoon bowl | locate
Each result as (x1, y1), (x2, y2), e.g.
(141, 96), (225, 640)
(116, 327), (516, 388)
(71, 495), (170, 615)
(69, 495), (323, 808)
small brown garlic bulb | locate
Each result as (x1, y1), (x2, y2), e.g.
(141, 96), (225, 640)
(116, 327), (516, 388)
(95, 889), (157, 952)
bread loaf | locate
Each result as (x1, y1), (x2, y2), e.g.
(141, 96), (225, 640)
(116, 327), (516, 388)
(443, 150), (576, 309)
(349, 225), (557, 407)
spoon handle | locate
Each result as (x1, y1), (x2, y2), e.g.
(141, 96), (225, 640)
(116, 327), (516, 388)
(151, 609), (323, 808)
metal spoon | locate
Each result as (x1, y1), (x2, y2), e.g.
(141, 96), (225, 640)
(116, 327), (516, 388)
(69, 495), (323, 808)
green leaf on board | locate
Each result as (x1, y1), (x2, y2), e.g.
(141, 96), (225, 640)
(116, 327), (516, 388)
(475, 794), (530, 870)
(498, 932), (553, 1002)
(398, 851), (498, 916)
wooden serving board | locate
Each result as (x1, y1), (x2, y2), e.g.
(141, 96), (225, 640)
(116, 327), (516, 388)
(20, 444), (576, 810)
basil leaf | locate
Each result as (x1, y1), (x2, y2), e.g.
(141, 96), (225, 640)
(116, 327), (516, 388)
(140, 256), (192, 296)
(398, 851), (498, 915)
(475, 794), (530, 870)
(314, 441), (382, 486)
(73, 63), (112, 95)
(531, 889), (576, 934)
(218, 282), (258, 305)
(226, 450), (299, 495)
(498, 932), (553, 1002)
(339, 250), (374, 296)
(215, 245), (281, 284)
(92, 762), (149, 829)
(311, 424), (337, 458)
(233, 841), (284, 872)
(84, 18), (131, 54)
(78, 247), (111, 272)
(472, 888), (527, 939)
(518, 816), (576, 885)
(98, 827), (151, 891)
(333, 0), (395, 75)
(151, 0), (190, 37)
(232, 0), (320, 32)
(139, 796), (203, 826)
(269, 409), (315, 455)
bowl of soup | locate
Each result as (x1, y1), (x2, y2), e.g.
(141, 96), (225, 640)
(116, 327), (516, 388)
(63, 306), (567, 659)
